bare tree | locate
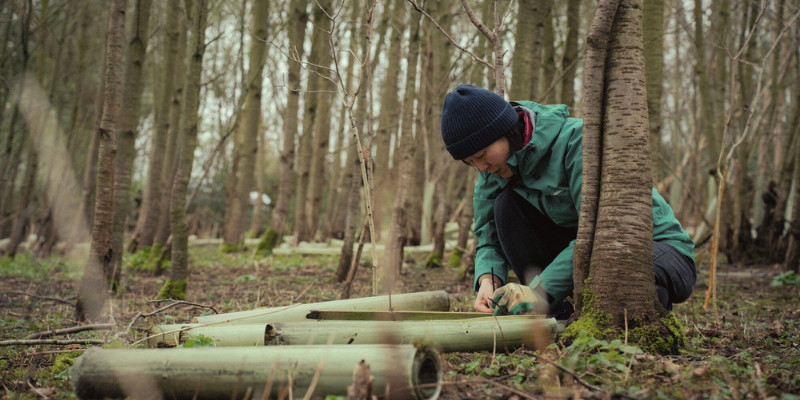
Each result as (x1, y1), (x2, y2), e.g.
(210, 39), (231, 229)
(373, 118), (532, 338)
(110, 0), (153, 288)
(156, 0), (210, 300)
(74, 0), (127, 321)
(223, 0), (269, 252)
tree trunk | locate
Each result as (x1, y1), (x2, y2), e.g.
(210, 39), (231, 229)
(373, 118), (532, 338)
(110, 0), (152, 288)
(74, 0), (127, 321)
(249, 126), (265, 237)
(559, 0), (581, 109)
(135, 0), (182, 250)
(223, 0), (269, 251)
(510, 0), (536, 100)
(567, 0), (683, 355)
(305, 0), (334, 240)
(381, 0), (418, 284)
(293, 10), (326, 244)
(7, 140), (38, 258)
(156, 0), (209, 301)
(267, 0), (308, 248)
(152, 9), (188, 249)
(447, 176), (476, 269)
(643, 0), (663, 183)
(785, 136), (800, 272)
(540, 0), (556, 104)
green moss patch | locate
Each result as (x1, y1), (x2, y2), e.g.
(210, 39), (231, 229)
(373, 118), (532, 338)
(255, 228), (279, 257)
(155, 278), (187, 300)
(425, 251), (443, 268)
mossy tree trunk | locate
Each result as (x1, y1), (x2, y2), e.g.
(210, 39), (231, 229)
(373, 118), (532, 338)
(157, 0), (209, 301)
(74, 0), (127, 321)
(110, 0), (152, 286)
(569, 0), (683, 355)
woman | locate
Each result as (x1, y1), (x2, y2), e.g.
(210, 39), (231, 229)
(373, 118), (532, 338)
(440, 84), (696, 316)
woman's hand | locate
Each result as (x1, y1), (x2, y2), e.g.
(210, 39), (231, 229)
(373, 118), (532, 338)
(474, 274), (502, 313)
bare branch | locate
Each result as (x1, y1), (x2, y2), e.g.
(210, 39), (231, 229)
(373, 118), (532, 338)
(406, 0), (493, 69)
(25, 324), (114, 340)
(0, 339), (106, 347)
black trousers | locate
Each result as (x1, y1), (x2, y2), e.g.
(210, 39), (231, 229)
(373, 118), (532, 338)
(494, 186), (696, 310)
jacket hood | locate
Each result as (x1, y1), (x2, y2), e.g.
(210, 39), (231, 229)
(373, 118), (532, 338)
(506, 101), (570, 176)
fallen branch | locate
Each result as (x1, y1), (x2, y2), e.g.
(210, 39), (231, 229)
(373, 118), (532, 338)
(117, 300), (218, 340)
(25, 324), (114, 340)
(0, 291), (74, 306)
(0, 339), (106, 346)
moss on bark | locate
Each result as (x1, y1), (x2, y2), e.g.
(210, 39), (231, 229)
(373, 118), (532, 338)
(255, 228), (279, 257)
(142, 243), (164, 273)
(425, 251), (443, 268)
(155, 278), (187, 300)
(561, 286), (686, 355)
(446, 250), (463, 269)
(220, 241), (244, 254)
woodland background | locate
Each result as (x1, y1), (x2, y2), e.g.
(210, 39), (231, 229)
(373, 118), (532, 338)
(0, 0), (799, 310)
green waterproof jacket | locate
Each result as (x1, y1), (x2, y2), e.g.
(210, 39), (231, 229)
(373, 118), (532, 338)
(473, 101), (695, 306)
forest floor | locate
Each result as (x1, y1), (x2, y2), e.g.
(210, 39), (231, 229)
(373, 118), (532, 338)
(1, 245), (799, 399)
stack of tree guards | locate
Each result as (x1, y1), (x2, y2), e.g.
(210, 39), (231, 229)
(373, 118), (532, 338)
(71, 291), (559, 400)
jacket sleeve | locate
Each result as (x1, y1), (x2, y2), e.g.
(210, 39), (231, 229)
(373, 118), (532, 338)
(534, 119), (584, 306)
(472, 173), (509, 291)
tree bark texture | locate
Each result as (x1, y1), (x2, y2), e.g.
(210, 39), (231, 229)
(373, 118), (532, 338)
(573, 0), (617, 316)
(110, 0), (152, 285)
(224, 0), (269, 249)
(74, 0), (127, 321)
(571, 0), (681, 354)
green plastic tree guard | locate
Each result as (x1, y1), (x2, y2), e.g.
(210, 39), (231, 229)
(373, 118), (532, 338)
(72, 345), (441, 400)
(192, 290), (450, 325)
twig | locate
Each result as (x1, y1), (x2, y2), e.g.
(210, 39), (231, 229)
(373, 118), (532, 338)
(0, 339), (106, 346)
(0, 291), (74, 306)
(25, 324), (113, 340)
(118, 300), (218, 340)
(292, 278), (318, 304)
(406, 0), (492, 69)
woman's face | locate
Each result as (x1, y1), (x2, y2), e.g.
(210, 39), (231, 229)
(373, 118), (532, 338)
(463, 137), (513, 179)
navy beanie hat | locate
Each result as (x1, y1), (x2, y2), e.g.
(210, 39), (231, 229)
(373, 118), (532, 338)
(441, 84), (518, 160)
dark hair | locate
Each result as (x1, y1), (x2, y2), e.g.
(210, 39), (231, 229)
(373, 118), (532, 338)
(504, 115), (526, 154)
